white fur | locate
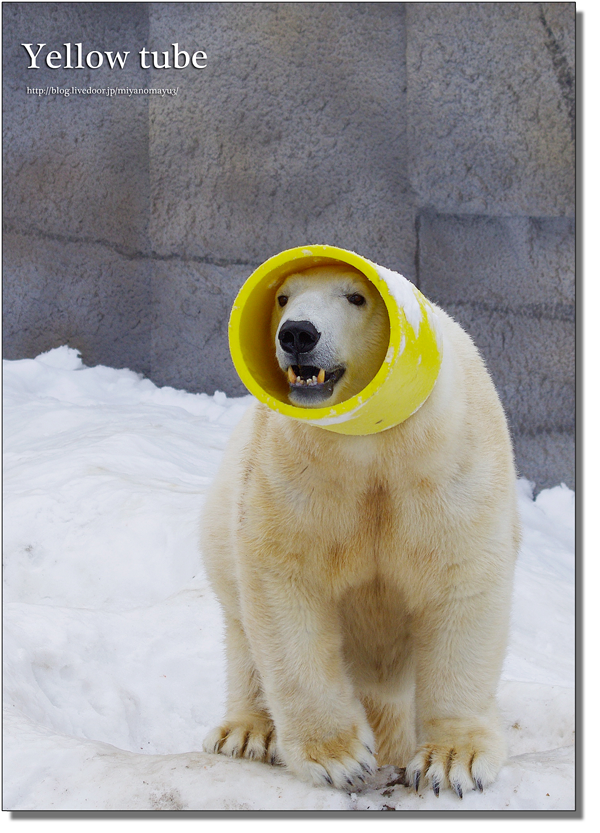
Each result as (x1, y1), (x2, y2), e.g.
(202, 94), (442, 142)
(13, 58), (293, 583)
(201, 267), (520, 796)
(272, 265), (390, 406)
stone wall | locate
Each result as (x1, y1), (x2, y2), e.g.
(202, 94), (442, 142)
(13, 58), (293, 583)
(2, 2), (575, 489)
(406, 3), (575, 492)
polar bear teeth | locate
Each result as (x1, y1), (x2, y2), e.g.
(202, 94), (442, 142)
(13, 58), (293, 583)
(288, 367), (327, 387)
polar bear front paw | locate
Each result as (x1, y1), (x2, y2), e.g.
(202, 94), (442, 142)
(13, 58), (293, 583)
(286, 724), (378, 791)
(203, 715), (282, 765)
(405, 722), (506, 798)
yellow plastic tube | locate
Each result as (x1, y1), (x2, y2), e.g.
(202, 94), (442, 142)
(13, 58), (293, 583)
(228, 245), (443, 435)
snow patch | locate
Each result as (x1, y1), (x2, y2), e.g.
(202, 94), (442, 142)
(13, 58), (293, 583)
(3, 349), (575, 810)
(375, 265), (423, 334)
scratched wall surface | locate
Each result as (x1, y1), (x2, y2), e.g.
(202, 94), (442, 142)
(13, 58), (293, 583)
(405, 2), (575, 490)
(2, 2), (575, 490)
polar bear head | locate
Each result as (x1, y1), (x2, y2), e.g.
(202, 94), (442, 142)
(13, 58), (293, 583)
(272, 264), (390, 407)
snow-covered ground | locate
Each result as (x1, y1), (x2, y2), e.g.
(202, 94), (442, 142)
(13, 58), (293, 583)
(3, 347), (575, 812)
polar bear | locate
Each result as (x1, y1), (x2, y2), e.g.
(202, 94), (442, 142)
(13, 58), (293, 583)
(201, 264), (520, 797)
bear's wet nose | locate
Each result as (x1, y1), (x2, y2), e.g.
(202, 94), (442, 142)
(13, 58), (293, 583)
(278, 320), (321, 356)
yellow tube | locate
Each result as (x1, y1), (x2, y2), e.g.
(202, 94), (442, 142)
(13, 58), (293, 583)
(228, 245), (443, 435)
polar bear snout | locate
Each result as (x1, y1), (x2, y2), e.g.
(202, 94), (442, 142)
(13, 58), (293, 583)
(271, 264), (390, 408)
(277, 320), (337, 404)
(278, 320), (321, 359)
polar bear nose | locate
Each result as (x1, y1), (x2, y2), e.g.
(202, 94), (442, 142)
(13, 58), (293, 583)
(278, 320), (321, 356)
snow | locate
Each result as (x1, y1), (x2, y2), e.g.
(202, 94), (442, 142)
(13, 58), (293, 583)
(3, 347), (575, 812)
(374, 264), (423, 335)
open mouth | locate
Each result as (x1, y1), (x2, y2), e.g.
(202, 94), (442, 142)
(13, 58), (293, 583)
(286, 365), (345, 404)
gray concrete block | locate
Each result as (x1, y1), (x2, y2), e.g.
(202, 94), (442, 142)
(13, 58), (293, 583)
(2, 2), (150, 252)
(417, 211), (574, 488)
(2, 230), (152, 375)
(150, 259), (252, 395)
(417, 212), (575, 306)
(441, 303), (574, 436)
(406, 2), (575, 216)
(147, 2), (417, 277)
(513, 431), (575, 492)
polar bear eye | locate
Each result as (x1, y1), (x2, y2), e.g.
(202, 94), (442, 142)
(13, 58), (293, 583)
(277, 295), (288, 307)
(347, 293), (366, 306)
